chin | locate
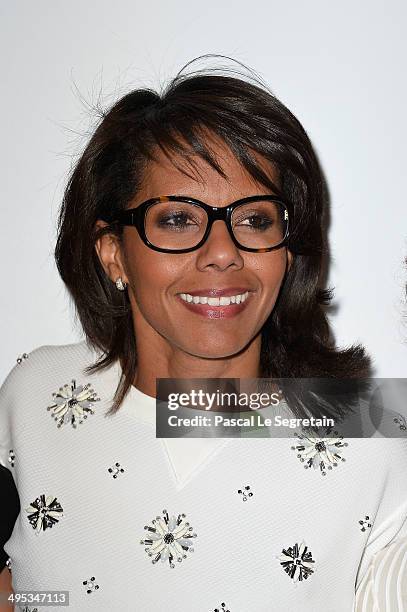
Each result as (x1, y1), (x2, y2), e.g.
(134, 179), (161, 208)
(182, 339), (250, 360)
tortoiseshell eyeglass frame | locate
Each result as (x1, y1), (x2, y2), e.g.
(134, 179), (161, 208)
(108, 194), (290, 254)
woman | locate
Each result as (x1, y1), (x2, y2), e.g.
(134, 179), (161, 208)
(1, 58), (406, 611)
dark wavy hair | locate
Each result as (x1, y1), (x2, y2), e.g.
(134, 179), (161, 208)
(54, 55), (371, 417)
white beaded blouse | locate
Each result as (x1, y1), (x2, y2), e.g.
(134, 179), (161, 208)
(0, 341), (406, 611)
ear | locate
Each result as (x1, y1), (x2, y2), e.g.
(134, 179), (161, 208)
(94, 220), (129, 285)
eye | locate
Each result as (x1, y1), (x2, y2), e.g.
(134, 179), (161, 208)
(235, 212), (275, 231)
(157, 211), (198, 229)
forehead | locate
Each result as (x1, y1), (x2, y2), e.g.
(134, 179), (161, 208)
(135, 133), (280, 204)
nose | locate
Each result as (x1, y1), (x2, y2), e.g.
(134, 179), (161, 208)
(195, 219), (243, 270)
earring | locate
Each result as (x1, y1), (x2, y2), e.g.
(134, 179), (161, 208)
(115, 277), (127, 291)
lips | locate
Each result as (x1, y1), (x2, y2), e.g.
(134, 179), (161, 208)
(176, 290), (254, 319)
(177, 287), (252, 297)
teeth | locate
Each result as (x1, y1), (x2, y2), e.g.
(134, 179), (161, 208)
(179, 291), (249, 306)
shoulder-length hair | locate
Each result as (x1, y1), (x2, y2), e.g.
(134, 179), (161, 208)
(54, 56), (371, 418)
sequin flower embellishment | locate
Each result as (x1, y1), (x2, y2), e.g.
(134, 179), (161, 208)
(278, 540), (315, 582)
(47, 379), (101, 428)
(25, 494), (64, 533)
(291, 430), (348, 476)
(140, 509), (197, 568)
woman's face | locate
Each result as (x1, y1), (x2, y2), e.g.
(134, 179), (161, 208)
(97, 137), (292, 363)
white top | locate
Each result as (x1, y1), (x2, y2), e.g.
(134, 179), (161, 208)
(1, 340), (407, 611)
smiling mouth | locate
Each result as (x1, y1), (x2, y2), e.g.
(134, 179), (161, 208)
(175, 290), (254, 319)
(179, 290), (250, 306)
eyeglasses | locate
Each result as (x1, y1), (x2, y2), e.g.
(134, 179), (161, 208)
(110, 195), (290, 254)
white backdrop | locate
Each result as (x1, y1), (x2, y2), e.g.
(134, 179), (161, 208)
(1, 1), (406, 380)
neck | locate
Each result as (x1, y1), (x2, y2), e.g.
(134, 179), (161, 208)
(132, 334), (262, 399)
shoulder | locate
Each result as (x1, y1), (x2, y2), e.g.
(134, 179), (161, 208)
(0, 340), (101, 407)
(0, 340), (116, 471)
(349, 437), (407, 482)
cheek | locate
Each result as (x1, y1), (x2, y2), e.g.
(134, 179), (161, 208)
(253, 251), (288, 293)
(124, 245), (181, 300)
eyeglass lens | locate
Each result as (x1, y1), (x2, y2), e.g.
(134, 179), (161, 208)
(145, 200), (288, 250)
